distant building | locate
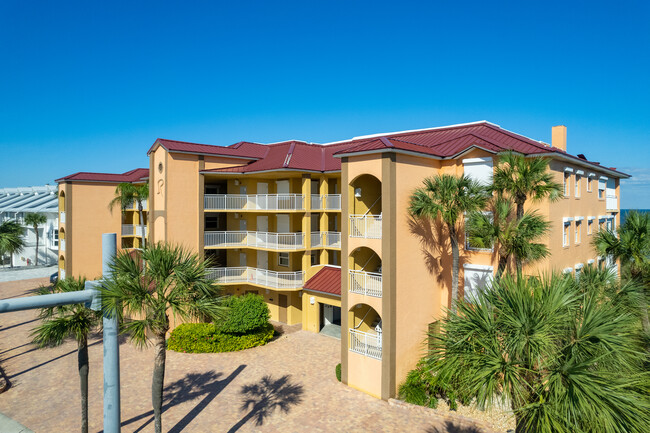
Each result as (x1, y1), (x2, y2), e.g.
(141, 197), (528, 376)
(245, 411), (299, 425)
(0, 185), (59, 267)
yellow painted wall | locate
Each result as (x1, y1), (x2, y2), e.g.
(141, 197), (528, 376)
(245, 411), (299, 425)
(301, 291), (341, 333)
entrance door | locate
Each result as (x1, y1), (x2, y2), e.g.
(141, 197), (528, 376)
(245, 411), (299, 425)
(257, 182), (268, 209)
(277, 214), (290, 232)
(278, 294), (288, 323)
(257, 251), (268, 269)
(323, 304), (334, 326)
(239, 252), (247, 267)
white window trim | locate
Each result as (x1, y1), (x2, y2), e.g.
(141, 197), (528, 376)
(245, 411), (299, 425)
(575, 220), (581, 244)
(278, 252), (289, 267)
(587, 259), (595, 264)
(564, 167), (574, 173)
(463, 263), (494, 271)
(563, 267), (573, 274)
(575, 263), (584, 269)
(563, 221), (571, 247)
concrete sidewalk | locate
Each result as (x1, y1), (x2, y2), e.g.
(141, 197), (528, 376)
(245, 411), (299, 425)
(0, 412), (33, 433)
(0, 266), (56, 283)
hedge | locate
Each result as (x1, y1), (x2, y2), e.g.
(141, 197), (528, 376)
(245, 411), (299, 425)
(218, 293), (271, 335)
(168, 322), (275, 353)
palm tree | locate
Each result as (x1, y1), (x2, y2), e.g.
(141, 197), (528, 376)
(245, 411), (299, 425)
(102, 242), (226, 433)
(466, 197), (550, 280)
(31, 277), (101, 433)
(491, 151), (563, 273)
(24, 212), (47, 266)
(109, 182), (149, 248)
(409, 174), (488, 310)
(0, 220), (25, 268)
(593, 210), (650, 334)
(427, 273), (650, 433)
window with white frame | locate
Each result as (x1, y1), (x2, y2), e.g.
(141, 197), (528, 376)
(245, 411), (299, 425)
(587, 174), (594, 192)
(575, 220), (581, 244)
(51, 228), (59, 247)
(465, 211), (493, 251)
(463, 264), (493, 302)
(598, 178), (606, 199)
(563, 221), (571, 247)
(575, 264), (584, 280)
(575, 171), (583, 197)
(588, 218), (594, 235)
(564, 172), (571, 196)
(278, 252), (289, 267)
(598, 217), (606, 232)
(463, 157), (493, 186)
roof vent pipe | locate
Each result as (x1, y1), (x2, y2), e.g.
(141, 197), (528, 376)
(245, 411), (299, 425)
(552, 125), (567, 151)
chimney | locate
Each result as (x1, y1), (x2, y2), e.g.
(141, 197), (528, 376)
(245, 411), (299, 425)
(552, 125), (567, 151)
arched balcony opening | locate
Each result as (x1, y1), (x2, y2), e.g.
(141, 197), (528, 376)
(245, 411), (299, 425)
(58, 191), (66, 223)
(348, 247), (382, 297)
(348, 303), (382, 359)
(59, 228), (65, 252)
(59, 255), (65, 279)
(349, 174), (382, 239)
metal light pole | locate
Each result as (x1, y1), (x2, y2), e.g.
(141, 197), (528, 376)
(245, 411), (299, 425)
(0, 233), (121, 433)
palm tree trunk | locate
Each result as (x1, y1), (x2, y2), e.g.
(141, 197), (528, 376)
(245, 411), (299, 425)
(449, 225), (459, 313)
(34, 224), (39, 266)
(138, 203), (145, 249)
(496, 254), (509, 281)
(515, 199), (525, 276)
(152, 331), (167, 433)
(78, 336), (89, 433)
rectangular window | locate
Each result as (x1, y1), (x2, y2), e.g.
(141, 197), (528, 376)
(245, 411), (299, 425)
(575, 174), (581, 197)
(463, 264), (494, 302)
(462, 157), (493, 186)
(311, 251), (319, 266)
(598, 178), (606, 199)
(588, 220), (593, 235)
(587, 176), (593, 192)
(575, 221), (581, 244)
(564, 172), (571, 196)
(563, 222), (571, 247)
(52, 229), (59, 247)
(278, 252), (289, 267)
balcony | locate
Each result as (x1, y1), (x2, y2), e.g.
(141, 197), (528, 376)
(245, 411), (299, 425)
(204, 231), (305, 250)
(310, 231), (341, 249)
(60, 211), (65, 224)
(606, 194), (618, 211)
(349, 329), (382, 360)
(60, 239), (65, 252)
(204, 194), (304, 211)
(349, 215), (382, 239)
(310, 194), (342, 211)
(207, 267), (304, 290)
(122, 225), (147, 237)
(349, 270), (382, 297)
(127, 199), (148, 210)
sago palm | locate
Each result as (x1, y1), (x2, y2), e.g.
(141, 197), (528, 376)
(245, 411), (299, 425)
(491, 151), (563, 273)
(102, 242), (226, 433)
(109, 182), (149, 248)
(427, 273), (650, 433)
(0, 220), (25, 268)
(466, 197), (550, 280)
(31, 277), (101, 433)
(409, 174), (488, 311)
(24, 212), (47, 266)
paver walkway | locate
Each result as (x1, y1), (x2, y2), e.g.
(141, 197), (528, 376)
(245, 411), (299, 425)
(0, 278), (491, 432)
(0, 266), (56, 283)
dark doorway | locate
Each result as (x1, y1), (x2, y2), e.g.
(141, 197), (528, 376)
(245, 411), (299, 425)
(278, 294), (288, 323)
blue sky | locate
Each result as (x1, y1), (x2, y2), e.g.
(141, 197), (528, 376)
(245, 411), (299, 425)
(1, 1), (649, 207)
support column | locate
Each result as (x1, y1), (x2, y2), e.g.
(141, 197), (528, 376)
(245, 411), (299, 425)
(319, 176), (330, 264)
(340, 159), (350, 384)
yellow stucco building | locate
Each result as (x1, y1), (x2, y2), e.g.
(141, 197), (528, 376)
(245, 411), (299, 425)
(56, 121), (628, 400)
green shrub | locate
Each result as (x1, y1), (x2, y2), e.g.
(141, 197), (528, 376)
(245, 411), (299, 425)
(218, 294), (270, 335)
(335, 363), (341, 382)
(398, 360), (438, 408)
(168, 322), (275, 353)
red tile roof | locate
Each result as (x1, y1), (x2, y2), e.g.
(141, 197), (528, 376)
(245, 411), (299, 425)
(56, 168), (149, 183)
(303, 266), (341, 296)
(149, 138), (267, 159)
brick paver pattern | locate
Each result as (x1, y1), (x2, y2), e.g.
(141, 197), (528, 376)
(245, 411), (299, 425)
(0, 278), (490, 432)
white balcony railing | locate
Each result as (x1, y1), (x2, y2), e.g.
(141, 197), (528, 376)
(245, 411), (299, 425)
(128, 199), (148, 210)
(122, 225), (147, 237)
(310, 194), (342, 210)
(349, 270), (382, 297)
(349, 329), (382, 360)
(310, 231), (342, 248)
(206, 267), (304, 290)
(204, 231), (305, 250)
(349, 215), (382, 239)
(60, 211), (66, 224)
(204, 194), (304, 211)
(606, 194), (618, 211)
(60, 239), (65, 252)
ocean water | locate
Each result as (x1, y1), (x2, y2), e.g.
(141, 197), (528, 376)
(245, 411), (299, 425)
(621, 209), (650, 225)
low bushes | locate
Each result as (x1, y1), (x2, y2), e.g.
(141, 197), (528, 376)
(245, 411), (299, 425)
(168, 293), (274, 353)
(335, 363), (341, 382)
(168, 322), (275, 353)
(398, 360), (471, 410)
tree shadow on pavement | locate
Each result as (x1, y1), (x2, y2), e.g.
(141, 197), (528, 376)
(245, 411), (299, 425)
(427, 421), (486, 433)
(115, 365), (246, 433)
(227, 374), (304, 433)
